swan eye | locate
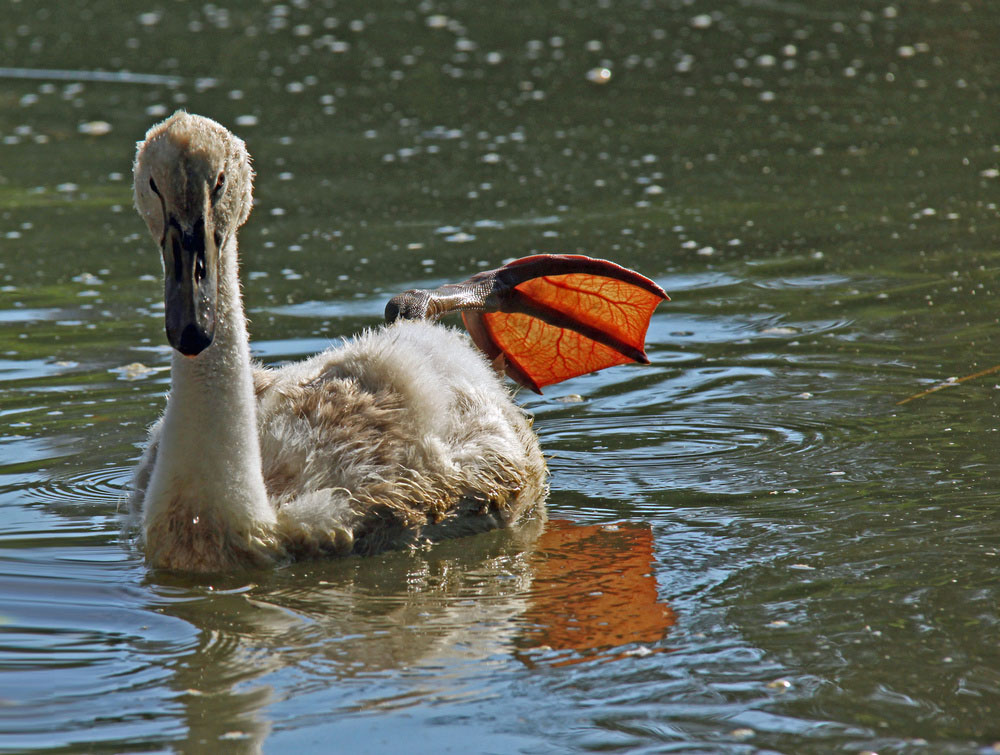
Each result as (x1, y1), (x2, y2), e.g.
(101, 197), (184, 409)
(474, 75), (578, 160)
(149, 177), (161, 196)
(211, 172), (226, 201)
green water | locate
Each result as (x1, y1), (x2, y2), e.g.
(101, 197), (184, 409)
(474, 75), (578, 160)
(2, 1), (1000, 752)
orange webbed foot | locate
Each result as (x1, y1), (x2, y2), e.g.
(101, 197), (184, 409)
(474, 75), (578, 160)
(386, 254), (668, 392)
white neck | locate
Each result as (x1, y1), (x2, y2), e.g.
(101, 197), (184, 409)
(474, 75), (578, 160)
(142, 237), (276, 567)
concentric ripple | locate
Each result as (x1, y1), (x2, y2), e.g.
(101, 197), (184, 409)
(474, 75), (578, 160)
(24, 464), (133, 511)
(540, 390), (882, 502)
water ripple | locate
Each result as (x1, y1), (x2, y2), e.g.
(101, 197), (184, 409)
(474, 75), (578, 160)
(26, 464), (132, 510)
(541, 397), (867, 500)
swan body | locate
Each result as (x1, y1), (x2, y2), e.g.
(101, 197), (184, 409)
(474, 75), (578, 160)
(128, 112), (546, 571)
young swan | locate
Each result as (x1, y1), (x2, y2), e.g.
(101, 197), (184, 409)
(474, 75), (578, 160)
(128, 112), (546, 572)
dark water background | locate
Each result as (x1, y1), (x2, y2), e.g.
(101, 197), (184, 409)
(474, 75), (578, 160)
(2, 1), (999, 752)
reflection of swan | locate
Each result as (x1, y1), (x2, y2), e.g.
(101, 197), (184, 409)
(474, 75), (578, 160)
(128, 112), (546, 571)
(154, 518), (673, 748)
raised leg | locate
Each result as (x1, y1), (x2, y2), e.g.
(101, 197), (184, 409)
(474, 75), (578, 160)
(385, 254), (668, 393)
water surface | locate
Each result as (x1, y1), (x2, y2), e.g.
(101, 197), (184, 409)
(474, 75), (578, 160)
(2, 1), (1000, 752)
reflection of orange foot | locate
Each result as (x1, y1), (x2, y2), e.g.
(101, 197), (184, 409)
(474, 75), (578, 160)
(515, 519), (675, 667)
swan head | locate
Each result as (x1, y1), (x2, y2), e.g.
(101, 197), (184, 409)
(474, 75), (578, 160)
(133, 111), (254, 356)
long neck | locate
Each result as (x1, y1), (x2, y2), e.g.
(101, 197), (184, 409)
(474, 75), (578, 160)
(145, 236), (276, 554)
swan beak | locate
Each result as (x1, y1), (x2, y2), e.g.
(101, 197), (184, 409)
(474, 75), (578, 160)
(162, 216), (218, 356)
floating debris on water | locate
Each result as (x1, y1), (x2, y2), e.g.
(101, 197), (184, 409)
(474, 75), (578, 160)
(79, 121), (112, 136)
(112, 362), (157, 380)
(586, 67), (612, 85)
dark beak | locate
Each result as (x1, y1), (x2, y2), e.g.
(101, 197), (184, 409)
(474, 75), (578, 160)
(162, 215), (217, 356)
